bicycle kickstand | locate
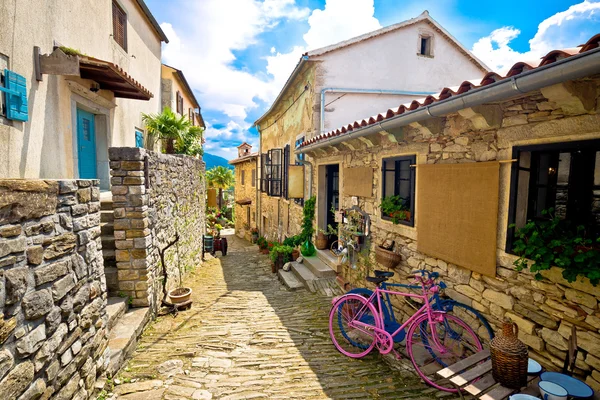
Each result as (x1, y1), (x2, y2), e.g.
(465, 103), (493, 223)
(390, 347), (402, 361)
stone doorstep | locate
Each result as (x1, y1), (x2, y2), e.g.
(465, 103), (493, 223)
(106, 297), (129, 332)
(302, 255), (337, 279)
(316, 249), (342, 273)
(101, 236), (115, 250)
(291, 262), (317, 291)
(277, 269), (304, 291)
(101, 222), (114, 236)
(107, 306), (151, 377)
(100, 210), (114, 223)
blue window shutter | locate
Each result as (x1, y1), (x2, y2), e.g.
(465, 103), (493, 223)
(135, 130), (144, 148)
(0, 69), (28, 121)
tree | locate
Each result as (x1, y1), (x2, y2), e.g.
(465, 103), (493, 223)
(206, 166), (234, 209)
(175, 125), (204, 157)
(142, 107), (190, 154)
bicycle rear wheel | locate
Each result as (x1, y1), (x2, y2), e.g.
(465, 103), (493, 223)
(439, 300), (494, 344)
(406, 312), (482, 392)
(329, 294), (381, 358)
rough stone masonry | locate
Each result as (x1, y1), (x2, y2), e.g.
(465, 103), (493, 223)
(0, 179), (109, 400)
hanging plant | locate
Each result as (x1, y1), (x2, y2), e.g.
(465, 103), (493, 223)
(379, 195), (410, 224)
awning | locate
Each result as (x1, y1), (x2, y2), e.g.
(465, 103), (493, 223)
(236, 198), (252, 205)
(79, 57), (153, 100)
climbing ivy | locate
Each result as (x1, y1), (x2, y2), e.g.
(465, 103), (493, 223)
(300, 196), (316, 242)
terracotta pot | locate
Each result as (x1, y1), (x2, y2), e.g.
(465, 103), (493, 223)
(168, 287), (192, 304)
(260, 248), (270, 254)
(315, 232), (328, 250)
(291, 249), (300, 261)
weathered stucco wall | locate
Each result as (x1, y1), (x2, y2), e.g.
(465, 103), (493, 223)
(232, 158), (258, 239)
(0, 179), (109, 399)
(0, 0), (162, 181)
(306, 79), (600, 388)
(109, 148), (205, 311)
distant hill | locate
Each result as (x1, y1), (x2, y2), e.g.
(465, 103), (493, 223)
(203, 152), (233, 170)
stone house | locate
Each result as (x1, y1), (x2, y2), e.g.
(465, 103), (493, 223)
(229, 143), (259, 240)
(296, 34), (600, 389)
(161, 64), (205, 129)
(254, 10), (489, 242)
(0, 0), (168, 191)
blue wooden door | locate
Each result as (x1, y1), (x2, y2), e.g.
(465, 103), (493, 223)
(76, 108), (97, 179)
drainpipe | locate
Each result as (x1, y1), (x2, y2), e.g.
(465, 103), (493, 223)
(302, 47), (600, 153)
(296, 159), (313, 198)
(320, 88), (435, 133)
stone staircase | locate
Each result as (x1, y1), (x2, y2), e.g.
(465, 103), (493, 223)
(278, 251), (342, 296)
(100, 192), (118, 296)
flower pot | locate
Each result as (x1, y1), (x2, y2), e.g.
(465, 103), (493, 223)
(260, 248), (270, 254)
(291, 249), (300, 261)
(315, 232), (328, 250)
(375, 246), (402, 269)
(168, 287), (192, 304)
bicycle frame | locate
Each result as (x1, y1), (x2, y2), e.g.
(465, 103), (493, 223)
(377, 281), (441, 324)
(350, 282), (447, 353)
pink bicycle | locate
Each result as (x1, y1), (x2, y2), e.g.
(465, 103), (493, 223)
(329, 270), (483, 393)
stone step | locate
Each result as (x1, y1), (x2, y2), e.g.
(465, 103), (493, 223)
(290, 262), (318, 293)
(106, 296), (128, 331)
(107, 307), (151, 377)
(101, 222), (114, 235)
(302, 255), (337, 279)
(105, 267), (119, 294)
(101, 210), (114, 223)
(103, 249), (116, 262)
(278, 269), (304, 291)
(101, 200), (113, 211)
(102, 237), (115, 251)
(316, 249), (342, 274)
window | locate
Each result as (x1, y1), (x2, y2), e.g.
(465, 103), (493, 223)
(0, 54), (8, 118)
(135, 129), (144, 148)
(247, 207), (251, 225)
(241, 170), (245, 185)
(294, 136), (305, 206)
(381, 155), (416, 226)
(251, 169), (256, 187)
(189, 108), (194, 125)
(112, 1), (127, 51)
(176, 91), (183, 114)
(507, 140), (600, 249)
(260, 149), (283, 197)
(419, 35), (432, 57)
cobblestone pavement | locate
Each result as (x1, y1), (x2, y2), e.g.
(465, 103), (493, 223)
(114, 234), (448, 400)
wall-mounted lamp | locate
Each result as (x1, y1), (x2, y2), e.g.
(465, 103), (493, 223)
(548, 167), (557, 175)
(90, 82), (100, 93)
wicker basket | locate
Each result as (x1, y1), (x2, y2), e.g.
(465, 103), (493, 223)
(490, 319), (528, 389)
(375, 246), (402, 269)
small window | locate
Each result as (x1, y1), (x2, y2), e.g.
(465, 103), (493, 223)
(381, 155), (416, 226)
(251, 169), (256, 187)
(0, 54), (8, 118)
(419, 35), (432, 57)
(112, 1), (127, 51)
(294, 136), (305, 206)
(241, 170), (245, 185)
(507, 140), (600, 250)
(261, 149), (283, 197)
(247, 207), (251, 225)
(189, 108), (194, 125)
(135, 129), (144, 148)
(176, 91), (183, 114)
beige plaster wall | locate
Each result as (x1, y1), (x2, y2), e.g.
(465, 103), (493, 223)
(160, 65), (198, 120)
(0, 0), (162, 182)
(233, 158), (258, 239)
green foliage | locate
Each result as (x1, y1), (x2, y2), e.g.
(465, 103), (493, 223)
(300, 196), (316, 241)
(379, 195), (409, 224)
(511, 208), (600, 286)
(283, 235), (304, 247)
(270, 245), (294, 263)
(257, 236), (268, 249)
(206, 166), (235, 190)
(142, 107), (203, 155)
(59, 46), (86, 56)
(318, 224), (338, 236)
(175, 125), (204, 157)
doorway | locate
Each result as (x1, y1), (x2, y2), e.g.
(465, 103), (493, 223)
(76, 108), (97, 179)
(325, 164), (339, 243)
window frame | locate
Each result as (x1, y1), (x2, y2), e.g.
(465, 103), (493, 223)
(294, 136), (305, 206)
(417, 33), (433, 57)
(506, 139), (600, 252)
(380, 154), (416, 227)
(112, 1), (128, 52)
(241, 170), (245, 186)
(260, 149), (283, 197)
(251, 169), (256, 188)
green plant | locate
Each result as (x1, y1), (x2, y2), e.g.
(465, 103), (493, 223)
(318, 224), (338, 237)
(511, 208), (600, 285)
(59, 46), (86, 56)
(206, 166), (235, 209)
(300, 196), (316, 242)
(380, 195), (409, 224)
(175, 125), (204, 157)
(257, 236), (268, 249)
(270, 245), (294, 263)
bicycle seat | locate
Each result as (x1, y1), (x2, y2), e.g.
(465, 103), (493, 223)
(366, 276), (388, 285)
(374, 270), (394, 278)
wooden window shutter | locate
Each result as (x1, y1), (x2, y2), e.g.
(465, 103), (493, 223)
(252, 169), (256, 187)
(241, 170), (245, 185)
(260, 153), (267, 193)
(112, 1), (127, 51)
(283, 145), (290, 199)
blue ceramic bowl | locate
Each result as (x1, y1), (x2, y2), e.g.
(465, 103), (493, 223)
(540, 371), (594, 398)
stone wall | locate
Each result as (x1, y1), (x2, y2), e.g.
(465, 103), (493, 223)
(306, 80), (600, 390)
(232, 158), (258, 240)
(0, 179), (109, 400)
(109, 148), (205, 311)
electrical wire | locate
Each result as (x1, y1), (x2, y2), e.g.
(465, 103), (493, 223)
(258, 83), (310, 132)
(324, 93), (346, 108)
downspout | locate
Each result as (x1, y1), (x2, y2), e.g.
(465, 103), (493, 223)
(302, 47), (600, 153)
(320, 88), (435, 133)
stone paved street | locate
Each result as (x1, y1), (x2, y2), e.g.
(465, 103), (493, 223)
(114, 234), (445, 399)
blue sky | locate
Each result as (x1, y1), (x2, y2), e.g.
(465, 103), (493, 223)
(145, 0), (600, 159)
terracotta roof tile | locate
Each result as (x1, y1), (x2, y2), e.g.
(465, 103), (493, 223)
(300, 33), (600, 150)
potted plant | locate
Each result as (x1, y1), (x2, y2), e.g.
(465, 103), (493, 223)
(283, 235), (303, 260)
(300, 196), (317, 256)
(380, 195), (410, 224)
(270, 245), (294, 273)
(250, 227), (259, 243)
(257, 236), (269, 254)
(316, 224), (338, 250)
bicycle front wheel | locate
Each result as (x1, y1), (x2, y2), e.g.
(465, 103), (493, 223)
(329, 294), (381, 358)
(406, 312), (483, 392)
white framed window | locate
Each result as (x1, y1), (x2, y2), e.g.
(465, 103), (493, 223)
(417, 32), (433, 57)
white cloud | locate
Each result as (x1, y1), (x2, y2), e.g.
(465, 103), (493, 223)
(264, 0), (383, 101)
(472, 1), (600, 73)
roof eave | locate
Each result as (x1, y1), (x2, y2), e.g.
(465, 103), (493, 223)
(134, 0), (169, 43)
